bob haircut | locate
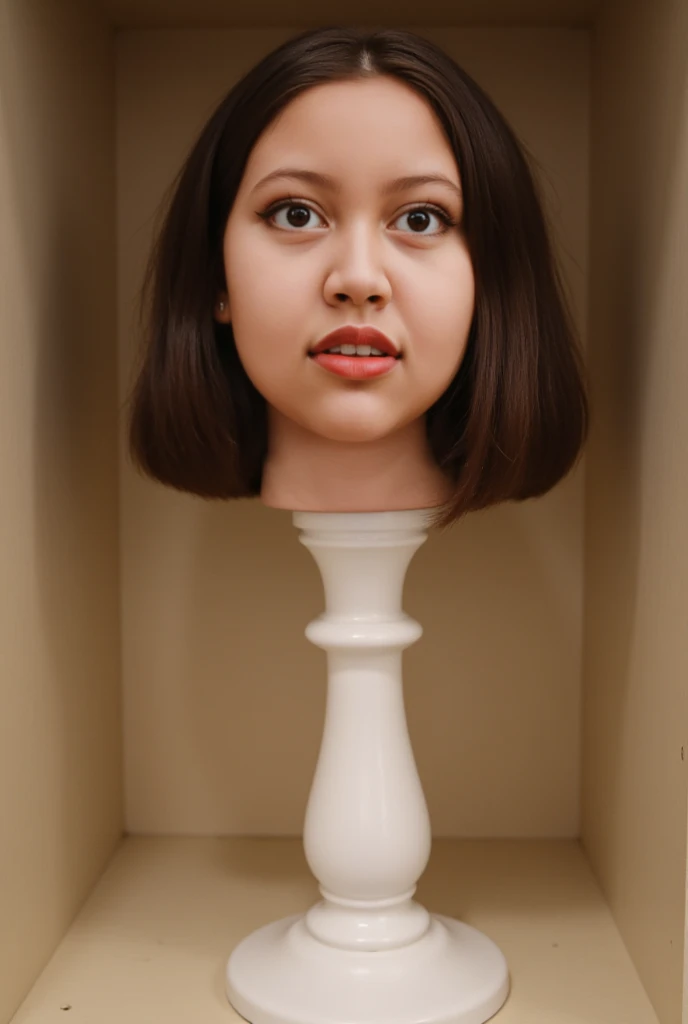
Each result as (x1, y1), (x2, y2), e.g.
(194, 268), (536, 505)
(127, 25), (589, 532)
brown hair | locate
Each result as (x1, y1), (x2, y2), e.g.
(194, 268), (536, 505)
(126, 25), (589, 532)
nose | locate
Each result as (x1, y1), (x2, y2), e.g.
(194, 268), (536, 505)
(324, 223), (392, 309)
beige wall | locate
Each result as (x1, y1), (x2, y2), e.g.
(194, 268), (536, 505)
(0, 2), (123, 1019)
(582, 0), (688, 1021)
(117, 28), (589, 838)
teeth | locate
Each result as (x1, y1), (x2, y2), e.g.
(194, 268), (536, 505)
(323, 344), (389, 357)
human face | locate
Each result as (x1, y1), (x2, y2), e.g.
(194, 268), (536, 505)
(217, 76), (475, 444)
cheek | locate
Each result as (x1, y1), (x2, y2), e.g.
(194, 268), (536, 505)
(225, 231), (308, 336)
(395, 278), (473, 416)
(224, 239), (298, 372)
(412, 261), (475, 374)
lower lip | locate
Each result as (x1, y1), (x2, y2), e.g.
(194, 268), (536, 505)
(310, 353), (400, 379)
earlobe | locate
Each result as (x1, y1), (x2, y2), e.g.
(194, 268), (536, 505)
(215, 295), (231, 323)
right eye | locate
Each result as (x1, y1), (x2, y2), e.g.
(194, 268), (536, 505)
(259, 200), (326, 231)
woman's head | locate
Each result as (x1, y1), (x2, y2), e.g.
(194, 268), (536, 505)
(127, 25), (589, 531)
(215, 74), (474, 457)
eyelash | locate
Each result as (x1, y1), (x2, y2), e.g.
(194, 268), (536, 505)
(256, 196), (458, 235)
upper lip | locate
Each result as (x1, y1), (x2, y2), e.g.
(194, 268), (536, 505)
(310, 326), (401, 358)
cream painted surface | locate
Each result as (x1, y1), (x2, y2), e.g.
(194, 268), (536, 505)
(0, 2), (123, 1021)
(118, 29), (589, 837)
(9, 837), (660, 1024)
(582, 0), (688, 1022)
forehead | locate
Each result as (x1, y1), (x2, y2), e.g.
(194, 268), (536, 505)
(240, 76), (459, 189)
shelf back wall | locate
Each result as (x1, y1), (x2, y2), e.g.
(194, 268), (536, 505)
(117, 26), (589, 838)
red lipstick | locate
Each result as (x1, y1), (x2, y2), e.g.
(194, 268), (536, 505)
(309, 325), (401, 380)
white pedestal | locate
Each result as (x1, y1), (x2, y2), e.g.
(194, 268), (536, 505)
(226, 510), (510, 1023)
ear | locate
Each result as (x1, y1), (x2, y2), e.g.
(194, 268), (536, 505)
(214, 293), (231, 324)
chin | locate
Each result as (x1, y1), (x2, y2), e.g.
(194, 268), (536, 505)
(314, 419), (396, 444)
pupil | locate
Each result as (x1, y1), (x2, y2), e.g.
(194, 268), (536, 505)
(287, 206), (310, 227)
(408, 211), (430, 231)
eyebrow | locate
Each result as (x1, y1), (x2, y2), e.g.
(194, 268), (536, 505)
(250, 167), (462, 201)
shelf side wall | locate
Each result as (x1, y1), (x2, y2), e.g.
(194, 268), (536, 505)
(0, 1), (123, 1020)
(582, 0), (688, 1021)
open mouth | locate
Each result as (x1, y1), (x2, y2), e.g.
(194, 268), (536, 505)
(309, 346), (402, 359)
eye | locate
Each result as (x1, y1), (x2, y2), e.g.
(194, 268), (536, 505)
(393, 204), (456, 235)
(257, 199), (457, 235)
(259, 200), (326, 231)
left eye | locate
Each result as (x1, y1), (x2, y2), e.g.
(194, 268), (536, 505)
(261, 202), (453, 235)
(394, 207), (450, 234)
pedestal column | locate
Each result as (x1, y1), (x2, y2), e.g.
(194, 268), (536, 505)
(226, 510), (510, 1024)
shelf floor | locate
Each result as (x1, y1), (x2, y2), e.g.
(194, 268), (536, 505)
(11, 836), (659, 1023)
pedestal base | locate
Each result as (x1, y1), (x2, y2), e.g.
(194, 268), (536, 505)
(226, 912), (510, 1024)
